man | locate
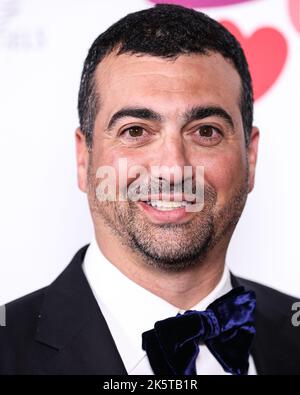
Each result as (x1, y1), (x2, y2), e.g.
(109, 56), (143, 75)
(1, 4), (299, 375)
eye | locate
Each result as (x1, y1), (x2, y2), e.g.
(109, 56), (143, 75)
(119, 125), (154, 146)
(194, 125), (222, 146)
(120, 126), (147, 139)
(199, 126), (215, 137)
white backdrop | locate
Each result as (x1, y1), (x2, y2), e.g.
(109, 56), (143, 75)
(0, 0), (299, 305)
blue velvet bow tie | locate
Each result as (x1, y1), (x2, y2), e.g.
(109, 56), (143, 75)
(142, 286), (256, 375)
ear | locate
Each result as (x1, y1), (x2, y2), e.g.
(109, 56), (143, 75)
(75, 128), (89, 193)
(247, 126), (260, 193)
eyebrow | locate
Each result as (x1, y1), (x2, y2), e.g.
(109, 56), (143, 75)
(106, 105), (235, 131)
(106, 107), (162, 131)
(183, 106), (235, 130)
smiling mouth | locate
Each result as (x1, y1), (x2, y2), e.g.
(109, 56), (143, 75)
(144, 200), (195, 211)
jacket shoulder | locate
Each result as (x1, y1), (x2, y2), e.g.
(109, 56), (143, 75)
(234, 275), (298, 315)
(233, 275), (300, 374)
(0, 287), (47, 374)
(0, 245), (90, 374)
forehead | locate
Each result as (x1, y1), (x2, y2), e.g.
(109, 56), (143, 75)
(94, 51), (242, 118)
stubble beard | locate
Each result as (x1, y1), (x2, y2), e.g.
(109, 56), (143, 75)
(88, 165), (249, 273)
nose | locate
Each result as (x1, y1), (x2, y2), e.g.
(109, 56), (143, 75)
(151, 133), (192, 185)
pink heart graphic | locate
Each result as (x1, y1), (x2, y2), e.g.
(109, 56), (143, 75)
(221, 21), (288, 100)
(148, 0), (253, 7)
(289, 0), (300, 32)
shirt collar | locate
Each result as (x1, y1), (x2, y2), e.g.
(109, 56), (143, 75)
(82, 235), (232, 373)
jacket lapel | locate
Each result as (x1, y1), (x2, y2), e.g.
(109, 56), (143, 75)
(34, 245), (127, 375)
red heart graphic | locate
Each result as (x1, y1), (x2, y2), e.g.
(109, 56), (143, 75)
(221, 21), (288, 100)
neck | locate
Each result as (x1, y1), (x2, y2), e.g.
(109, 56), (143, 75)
(94, 223), (229, 310)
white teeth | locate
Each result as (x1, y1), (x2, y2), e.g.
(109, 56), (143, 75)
(146, 200), (190, 210)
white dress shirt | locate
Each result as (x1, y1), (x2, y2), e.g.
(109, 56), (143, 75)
(82, 236), (256, 375)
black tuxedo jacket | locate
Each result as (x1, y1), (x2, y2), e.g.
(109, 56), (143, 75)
(1, 245), (300, 375)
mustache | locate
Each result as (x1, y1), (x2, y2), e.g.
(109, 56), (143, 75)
(124, 176), (203, 202)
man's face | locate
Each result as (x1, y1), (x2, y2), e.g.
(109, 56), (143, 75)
(77, 51), (259, 271)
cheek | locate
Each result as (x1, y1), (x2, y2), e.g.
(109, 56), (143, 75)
(200, 150), (247, 207)
(94, 147), (149, 195)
